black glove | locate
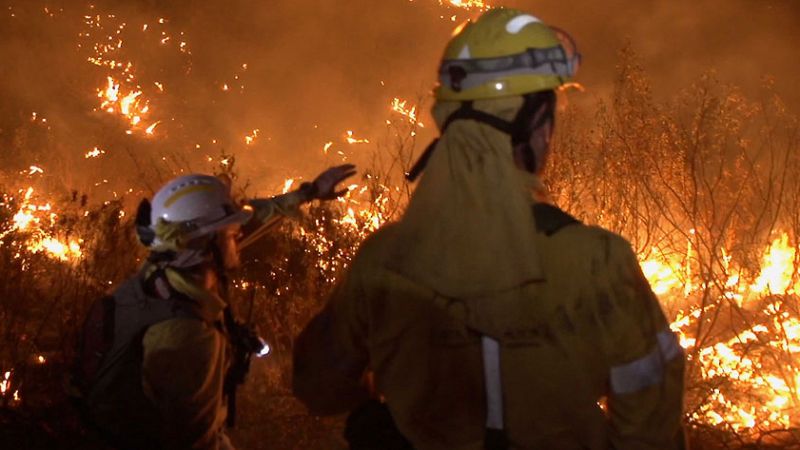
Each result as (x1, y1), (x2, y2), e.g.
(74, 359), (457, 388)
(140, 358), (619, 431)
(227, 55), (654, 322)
(301, 164), (357, 201)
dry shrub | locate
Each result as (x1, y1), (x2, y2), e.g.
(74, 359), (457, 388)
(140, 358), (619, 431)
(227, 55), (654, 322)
(2, 48), (800, 449)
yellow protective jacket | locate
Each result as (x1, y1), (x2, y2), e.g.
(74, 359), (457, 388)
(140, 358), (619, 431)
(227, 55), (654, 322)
(293, 205), (685, 449)
(293, 97), (684, 450)
(139, 190), (306, 450)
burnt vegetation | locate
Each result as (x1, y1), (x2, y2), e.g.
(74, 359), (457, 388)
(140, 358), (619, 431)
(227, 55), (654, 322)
(0, 49), (798, 449)
(1, 3), (800, 448)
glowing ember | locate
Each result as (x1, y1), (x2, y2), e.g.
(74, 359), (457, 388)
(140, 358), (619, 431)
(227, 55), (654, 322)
(282, 178), (295, 194)
(245, 129), (260, 145)
(145, 121), (160, 135)
(323, 141), (333, 154)
(0, 371), (10, 395)
(85, 147), (106, 158)
(345, 130), (370, 145)
(410, 0), (491, 12)
(440, 0), (491, 11)
(0, 370), (19, 404)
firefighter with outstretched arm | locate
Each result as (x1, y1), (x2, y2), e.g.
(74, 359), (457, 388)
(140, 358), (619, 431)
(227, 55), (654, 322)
(73, 164), (355, 450)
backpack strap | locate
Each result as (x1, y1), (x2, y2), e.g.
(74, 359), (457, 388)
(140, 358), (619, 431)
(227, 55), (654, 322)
(89, 272), (207, 385)
(70, 294), (117, 396)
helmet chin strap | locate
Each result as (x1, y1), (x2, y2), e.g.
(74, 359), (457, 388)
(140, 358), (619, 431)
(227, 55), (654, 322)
(406, 92), (555, 181)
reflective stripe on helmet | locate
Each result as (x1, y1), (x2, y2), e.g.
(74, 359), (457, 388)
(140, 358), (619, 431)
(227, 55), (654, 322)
(505, 14), (541, 34)
(440, 63), (571, 93)
(149, 174), (252, 248)
(163, 184), (216, 209)
(610, 330), (682, 395)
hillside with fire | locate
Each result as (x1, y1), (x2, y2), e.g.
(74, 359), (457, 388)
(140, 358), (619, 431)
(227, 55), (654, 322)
(1, 0), (800, 449)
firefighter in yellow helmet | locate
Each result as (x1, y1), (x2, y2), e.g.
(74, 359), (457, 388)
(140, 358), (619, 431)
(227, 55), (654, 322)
(293, 8), (685, 450)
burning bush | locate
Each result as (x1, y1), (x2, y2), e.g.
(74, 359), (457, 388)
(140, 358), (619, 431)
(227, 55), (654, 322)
(550, 49), (800, 448)
(0, 7), (799, 448)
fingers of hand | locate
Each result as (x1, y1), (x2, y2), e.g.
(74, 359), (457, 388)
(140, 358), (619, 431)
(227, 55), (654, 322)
(326, 164), (356, 181)
(312, 165), (357, 200)
(334, 168), (357, 183)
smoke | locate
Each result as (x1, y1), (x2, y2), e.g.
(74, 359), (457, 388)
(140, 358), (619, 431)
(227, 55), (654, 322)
(538, 0), (800, 104)
(0, 0), (797, 199)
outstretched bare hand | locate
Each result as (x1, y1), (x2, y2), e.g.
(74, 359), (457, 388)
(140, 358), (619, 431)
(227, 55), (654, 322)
(310, 164), (357, 201)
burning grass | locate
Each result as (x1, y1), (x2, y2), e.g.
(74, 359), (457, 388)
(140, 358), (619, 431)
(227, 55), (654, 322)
(1, 26), (799, 450)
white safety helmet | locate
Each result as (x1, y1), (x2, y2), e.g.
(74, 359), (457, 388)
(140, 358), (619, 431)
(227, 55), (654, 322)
(150, 174), (253, 246)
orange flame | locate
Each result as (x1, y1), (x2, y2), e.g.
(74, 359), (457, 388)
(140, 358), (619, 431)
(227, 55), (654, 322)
(644, 232), (800, 432)
(245, 129), (260, 145)
(390, 98), (425, 128)
(1, 187), (83, 263)
(345, 130), (370, 145)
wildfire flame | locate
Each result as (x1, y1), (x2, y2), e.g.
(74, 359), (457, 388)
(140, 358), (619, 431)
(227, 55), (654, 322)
(641, 232), (800, 433)
(245, 129), (260, 145)
(0, 371), (10, 395)
(1, 187), (83, 263)
(83, 12), (173, 136)
(410, 0), (491, 12)
(85, 147), (106, 158)
(390, 98), (425, 128)
(439, 0), (491, 11)
(145, 121), (160, 135)
(345, 130), (370, 145)
(751, 233), (798, 295)
(282, 178), (296, 194)
(8, 3), (800, 443)
(97, 76), (154, 134)
(0, 369), (20, 405)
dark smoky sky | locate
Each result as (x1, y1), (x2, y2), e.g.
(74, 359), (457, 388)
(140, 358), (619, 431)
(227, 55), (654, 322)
(0, 0), (798, 197)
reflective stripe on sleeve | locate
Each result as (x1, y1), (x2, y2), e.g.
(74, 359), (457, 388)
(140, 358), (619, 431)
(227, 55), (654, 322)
(657, 329), (683, 361)
(482, 336), (504, 429)
(610, 330), (682, 395)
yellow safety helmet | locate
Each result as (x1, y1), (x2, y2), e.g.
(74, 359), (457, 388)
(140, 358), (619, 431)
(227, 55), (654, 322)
(435, 8), (580, 101)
